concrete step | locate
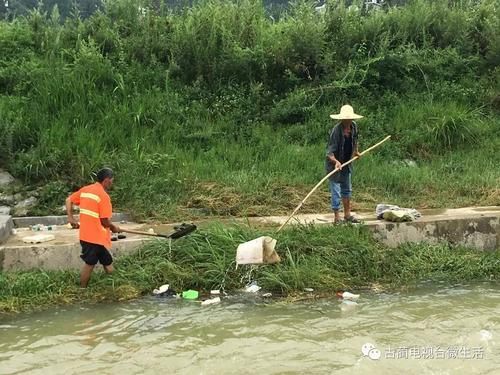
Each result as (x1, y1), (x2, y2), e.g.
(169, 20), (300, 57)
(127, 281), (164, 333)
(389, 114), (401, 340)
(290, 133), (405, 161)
(0, 222), (155, 271)
(1, 206), (499, 271)
(0, 215), (13, 245)
(12, 213), (130, 228)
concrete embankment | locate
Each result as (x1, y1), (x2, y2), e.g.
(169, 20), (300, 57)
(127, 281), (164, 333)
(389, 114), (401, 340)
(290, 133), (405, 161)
(0, 215), (13, 245)
(254, 206), (500, 251)
(0, 206), (498, 271)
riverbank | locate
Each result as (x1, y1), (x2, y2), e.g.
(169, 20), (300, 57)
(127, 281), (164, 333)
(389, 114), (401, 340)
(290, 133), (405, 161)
(2, 206), (499, 271)
(1, 224), (499, 315)
(1, 0), (499, 315)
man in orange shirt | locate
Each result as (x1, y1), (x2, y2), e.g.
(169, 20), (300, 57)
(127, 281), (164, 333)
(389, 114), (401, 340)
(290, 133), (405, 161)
(66, 168), (121, 288)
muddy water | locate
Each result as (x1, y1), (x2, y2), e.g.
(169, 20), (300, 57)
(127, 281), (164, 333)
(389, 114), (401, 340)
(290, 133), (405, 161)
(1, 283), (499, 374)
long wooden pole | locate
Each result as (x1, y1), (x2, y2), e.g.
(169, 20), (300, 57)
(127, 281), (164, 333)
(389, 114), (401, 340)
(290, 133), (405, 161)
(276, 135), (391, 233)
(121, 228), (171, 238)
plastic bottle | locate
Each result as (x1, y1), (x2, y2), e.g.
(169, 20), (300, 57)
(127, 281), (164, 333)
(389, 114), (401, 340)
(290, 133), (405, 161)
(336, 291), (360, 301)
(201, 297), (221, 306)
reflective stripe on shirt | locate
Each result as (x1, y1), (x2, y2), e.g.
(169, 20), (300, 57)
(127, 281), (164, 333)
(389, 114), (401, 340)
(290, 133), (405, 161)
(80, 208), (99, 219)
(81, 192), (101, 203)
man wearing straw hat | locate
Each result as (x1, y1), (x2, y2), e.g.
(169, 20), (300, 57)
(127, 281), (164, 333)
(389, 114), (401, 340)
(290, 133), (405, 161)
(326, 104), (362, 224)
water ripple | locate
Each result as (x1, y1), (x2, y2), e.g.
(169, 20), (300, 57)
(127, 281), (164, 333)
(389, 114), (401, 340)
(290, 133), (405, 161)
(0, 283), (499, 374)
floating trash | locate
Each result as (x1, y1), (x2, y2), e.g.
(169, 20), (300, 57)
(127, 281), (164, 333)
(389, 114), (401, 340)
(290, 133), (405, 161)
(153, 284), (170, 295)
(336, 291), (360, 301)
(245, 281), (261, 293)
(201, 297), (221, 306)
(182, 290), (199, 300)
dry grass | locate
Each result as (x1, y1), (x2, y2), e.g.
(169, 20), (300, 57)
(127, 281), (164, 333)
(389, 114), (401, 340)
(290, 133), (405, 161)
(483, 187), (500, 206)
(180, 181), (331, 218)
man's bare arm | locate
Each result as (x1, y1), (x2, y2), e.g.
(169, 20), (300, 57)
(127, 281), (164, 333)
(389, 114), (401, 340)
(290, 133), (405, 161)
(66, 197), (79, 228)
(100, 218), (121, 233)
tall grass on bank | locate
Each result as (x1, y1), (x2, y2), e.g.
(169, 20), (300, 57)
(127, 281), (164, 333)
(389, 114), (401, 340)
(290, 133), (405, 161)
(0, 0), (499, 219)
(1, 224), (500, 314)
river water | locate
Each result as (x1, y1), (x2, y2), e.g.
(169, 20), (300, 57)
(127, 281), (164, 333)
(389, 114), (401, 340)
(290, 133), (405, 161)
(1, 282), (499, 374)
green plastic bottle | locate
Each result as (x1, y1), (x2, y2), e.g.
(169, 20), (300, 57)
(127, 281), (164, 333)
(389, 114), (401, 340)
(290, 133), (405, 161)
(182, 290), (199, 300)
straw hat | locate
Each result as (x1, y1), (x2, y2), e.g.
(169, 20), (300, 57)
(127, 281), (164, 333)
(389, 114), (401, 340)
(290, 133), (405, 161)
(330, 105), (363, 120)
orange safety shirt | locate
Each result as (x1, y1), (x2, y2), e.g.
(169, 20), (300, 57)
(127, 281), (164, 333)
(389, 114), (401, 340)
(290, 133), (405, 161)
(69, 182), (113, 249)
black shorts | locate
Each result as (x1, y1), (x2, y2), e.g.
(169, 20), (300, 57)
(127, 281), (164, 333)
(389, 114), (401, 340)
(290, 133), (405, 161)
(80, 241), (113, 266)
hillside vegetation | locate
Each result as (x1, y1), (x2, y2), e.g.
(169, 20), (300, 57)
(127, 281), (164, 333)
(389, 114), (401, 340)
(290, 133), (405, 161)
(1, 0), (499, 220)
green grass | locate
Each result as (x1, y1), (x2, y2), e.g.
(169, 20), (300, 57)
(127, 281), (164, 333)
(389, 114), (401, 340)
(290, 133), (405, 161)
(1, 1), (499, 219)
(1, 224), (499, 315)
(4, 93), (499, 219)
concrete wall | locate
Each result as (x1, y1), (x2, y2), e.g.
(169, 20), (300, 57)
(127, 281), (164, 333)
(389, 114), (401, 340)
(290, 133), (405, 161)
(367, 213), (499, 251)
(256, 206), (500, 251)
(0, 215), (13, 245)
(0, 237), (152, 271)
(12, 213), (130, 228)
(1, 206), (498, 271)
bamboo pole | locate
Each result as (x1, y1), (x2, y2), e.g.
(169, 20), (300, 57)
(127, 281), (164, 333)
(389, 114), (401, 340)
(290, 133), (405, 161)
(276, 135), (391, 233)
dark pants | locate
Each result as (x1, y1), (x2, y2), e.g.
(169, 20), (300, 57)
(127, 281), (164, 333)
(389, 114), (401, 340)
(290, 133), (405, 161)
(80, 241), (113, 266)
